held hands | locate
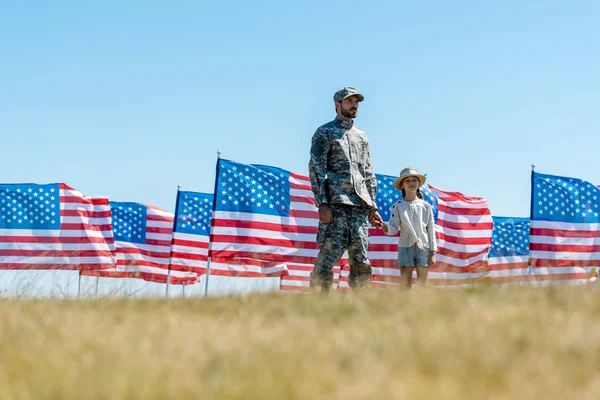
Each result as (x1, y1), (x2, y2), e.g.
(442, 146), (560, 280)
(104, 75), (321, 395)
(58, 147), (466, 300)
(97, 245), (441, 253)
(319, 205), (384, 228)
(369, 209), (383, 228)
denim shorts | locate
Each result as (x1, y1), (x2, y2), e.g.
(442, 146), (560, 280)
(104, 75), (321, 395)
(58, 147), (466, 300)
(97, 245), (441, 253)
(396, 244), (430, 267)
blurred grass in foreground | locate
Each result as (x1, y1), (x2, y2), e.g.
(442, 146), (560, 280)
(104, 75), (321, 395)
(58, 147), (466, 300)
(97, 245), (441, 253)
(1, 286), (600, 399)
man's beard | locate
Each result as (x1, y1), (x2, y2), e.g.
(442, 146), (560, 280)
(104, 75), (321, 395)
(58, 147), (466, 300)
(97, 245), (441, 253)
(341, 108), (357, 118)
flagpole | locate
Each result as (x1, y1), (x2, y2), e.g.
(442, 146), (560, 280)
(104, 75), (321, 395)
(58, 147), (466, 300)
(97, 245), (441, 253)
(95, 276), (99, 299)
(528, 163), (535, 285)
(204, 256), (212, 296)
(78, 193), (88, 300)
(182, 283), (186, 298)
(204, 149), (221, 297)
(166, 184), (182, 299)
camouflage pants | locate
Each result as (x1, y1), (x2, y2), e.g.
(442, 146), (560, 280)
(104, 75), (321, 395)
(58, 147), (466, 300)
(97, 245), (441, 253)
(310, 204), (372, 291)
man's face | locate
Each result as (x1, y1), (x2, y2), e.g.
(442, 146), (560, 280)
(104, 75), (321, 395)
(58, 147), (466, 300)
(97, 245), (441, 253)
(337, 96), (360, 119)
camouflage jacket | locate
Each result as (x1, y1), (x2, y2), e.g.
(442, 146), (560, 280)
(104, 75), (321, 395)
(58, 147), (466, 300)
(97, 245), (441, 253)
(309, 117), (378, 210)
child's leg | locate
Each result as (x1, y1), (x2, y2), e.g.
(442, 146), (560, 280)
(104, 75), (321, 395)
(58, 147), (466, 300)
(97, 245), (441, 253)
(400, 266), (413, 289)
(414, 247), (430, 286)
(415, 267), (429, 286)
(398, 246), (415, 289)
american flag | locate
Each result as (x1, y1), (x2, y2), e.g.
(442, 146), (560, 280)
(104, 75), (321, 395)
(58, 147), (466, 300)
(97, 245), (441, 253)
(339, 175), (493, 289)
(424, 184), (493, 285)
(169, 191), (212, 275)
(82, 201), (197, 285)
(488, 217), (530, 284)
(0, 183), (115, 270)
(210, 158), (303, 277)
(211, 158), (340, 283)
(529, 172), (600, 284)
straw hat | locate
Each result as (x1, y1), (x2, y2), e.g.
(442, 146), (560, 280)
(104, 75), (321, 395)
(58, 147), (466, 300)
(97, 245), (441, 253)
(393, 167), (426, 191)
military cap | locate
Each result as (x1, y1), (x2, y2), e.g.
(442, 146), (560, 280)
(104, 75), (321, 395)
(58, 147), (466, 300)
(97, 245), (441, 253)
(333, 87), (364, 103)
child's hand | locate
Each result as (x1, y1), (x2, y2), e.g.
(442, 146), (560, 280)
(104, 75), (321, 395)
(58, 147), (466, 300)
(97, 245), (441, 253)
(428, 252), (436, 268)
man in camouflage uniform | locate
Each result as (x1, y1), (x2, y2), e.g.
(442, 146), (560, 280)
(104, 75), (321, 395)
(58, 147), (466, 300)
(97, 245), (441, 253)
(308, 87), (383, 291)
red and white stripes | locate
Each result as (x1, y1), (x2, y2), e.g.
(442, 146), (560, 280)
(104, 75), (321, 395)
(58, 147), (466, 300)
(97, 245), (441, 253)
(0, 183), (115, 270)
(529, 220), (599, 285)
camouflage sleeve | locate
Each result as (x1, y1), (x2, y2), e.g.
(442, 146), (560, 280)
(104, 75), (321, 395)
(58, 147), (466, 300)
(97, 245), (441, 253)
(364, 143), (378, 210)
(308, 128), (330, 207)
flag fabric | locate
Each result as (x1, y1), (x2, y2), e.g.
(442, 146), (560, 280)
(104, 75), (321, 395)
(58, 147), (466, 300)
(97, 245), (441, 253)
(0, 183), (116, 270)
(83, 266), (197, 285)
(339, 175), (494, 289)
(82, 201), (197, 285)
(529, 172), (600, 284)
(210, 158), (315, 278)
(488, 217), (530, 284)
(169, 191), (212, 275)
(210, 159), (344, 288)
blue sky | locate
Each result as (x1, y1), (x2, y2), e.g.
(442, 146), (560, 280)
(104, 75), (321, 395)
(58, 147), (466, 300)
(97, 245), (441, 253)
(2, 0), (599, 218)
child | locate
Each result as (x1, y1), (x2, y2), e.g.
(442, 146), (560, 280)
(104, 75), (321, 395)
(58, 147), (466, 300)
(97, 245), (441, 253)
(381, 167), (437, 289)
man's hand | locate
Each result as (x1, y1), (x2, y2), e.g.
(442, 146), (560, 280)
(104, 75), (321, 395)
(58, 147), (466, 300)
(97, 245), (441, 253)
(369, 209), (383, 228)
(428, 252), (436, 268)
(318, 204), (332, 224)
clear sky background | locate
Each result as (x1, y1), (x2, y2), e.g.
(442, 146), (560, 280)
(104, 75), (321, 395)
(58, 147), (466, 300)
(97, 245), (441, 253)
(2, 0), (599, 218)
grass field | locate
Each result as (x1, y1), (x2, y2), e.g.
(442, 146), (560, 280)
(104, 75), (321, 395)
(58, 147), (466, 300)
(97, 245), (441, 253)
(1, 286), (600, 399)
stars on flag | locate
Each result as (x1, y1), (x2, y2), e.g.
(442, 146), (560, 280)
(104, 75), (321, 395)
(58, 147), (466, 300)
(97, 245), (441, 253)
(375, 174), (401, 220)
(0, 184), (60, 229)
(176, 192), (213, 234)
(490, 218), (530, 257)
(215, 160), (291, 217)
(110, 202), (147, 244)
(534, 175), (600, 222)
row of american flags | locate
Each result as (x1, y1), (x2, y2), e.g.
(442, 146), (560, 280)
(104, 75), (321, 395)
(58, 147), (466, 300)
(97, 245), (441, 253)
(1, 159), (599, 292)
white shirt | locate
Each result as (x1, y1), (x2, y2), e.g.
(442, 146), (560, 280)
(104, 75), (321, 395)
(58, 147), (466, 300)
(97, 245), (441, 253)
(383, 199), (437, 251)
